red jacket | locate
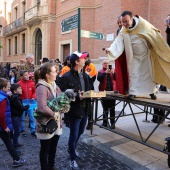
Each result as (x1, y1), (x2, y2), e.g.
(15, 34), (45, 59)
(98, 68), (116, 91)
(18, 79), (36, 99)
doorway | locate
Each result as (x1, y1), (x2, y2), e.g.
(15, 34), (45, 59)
(35, 28), (42, 65)
(63, 44), (70, 62)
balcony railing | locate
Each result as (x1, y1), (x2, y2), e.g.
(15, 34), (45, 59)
(3, 17), (25, 35)
(25, 5), (40, 22)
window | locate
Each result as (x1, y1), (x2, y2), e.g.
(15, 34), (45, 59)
(14, 37), (17, 54)
(8, 39), (11, 55)
(14, 7), (18, 20)
(22, 34), (25, 53)
(8, 12), (11, 24)
(22, 1), (26, 18)
(37, 0), (40, 11)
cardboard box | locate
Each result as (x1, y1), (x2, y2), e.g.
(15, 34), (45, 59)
(83, 90), (106, 98)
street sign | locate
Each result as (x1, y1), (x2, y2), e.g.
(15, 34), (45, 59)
(106, 34), (114, 41)
(61, 22), (78, 32)
(61, 14), (78, 32)
(81, 30), (104, 40)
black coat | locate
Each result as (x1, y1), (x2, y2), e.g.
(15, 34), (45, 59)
(60, 68), (91, 119)
(10, 94), (29, 117)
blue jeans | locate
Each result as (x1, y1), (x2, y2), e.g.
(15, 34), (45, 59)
(68, 114), (87, 161)
(21, 109), (36, 133)
(12, 116), (21, 147)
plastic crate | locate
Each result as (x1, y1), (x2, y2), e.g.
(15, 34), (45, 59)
(22, 99), (37, 110)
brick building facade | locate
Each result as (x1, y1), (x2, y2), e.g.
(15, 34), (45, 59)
(0, 0), (169, 65)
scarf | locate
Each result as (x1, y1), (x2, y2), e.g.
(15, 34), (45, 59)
(37, 79), (57, 98)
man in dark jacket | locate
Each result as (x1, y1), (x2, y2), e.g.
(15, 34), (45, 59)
(60, 51), (90, 170)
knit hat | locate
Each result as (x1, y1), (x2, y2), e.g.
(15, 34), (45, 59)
(69, 51), (88, 65)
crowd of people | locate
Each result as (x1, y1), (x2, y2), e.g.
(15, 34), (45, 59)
(0, 10), (170, 170)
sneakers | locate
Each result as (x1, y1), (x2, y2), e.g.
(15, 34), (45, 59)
(21, 131), (27, 137)
(13, 158), (26, 167)
(31, 132), (37, 138)
(69, 160), (79, 170)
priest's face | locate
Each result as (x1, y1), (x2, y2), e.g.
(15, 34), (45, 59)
(121, 14), (133, 28)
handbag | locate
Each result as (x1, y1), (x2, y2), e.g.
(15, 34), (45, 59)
(34, 110), (58, 134)
(40, 117), (58, 134)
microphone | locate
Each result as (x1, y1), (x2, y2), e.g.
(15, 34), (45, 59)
(102, 48), (105, 51)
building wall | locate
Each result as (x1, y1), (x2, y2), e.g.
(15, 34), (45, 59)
(149, 0), (169, 37)
(0, 0), (169, 64)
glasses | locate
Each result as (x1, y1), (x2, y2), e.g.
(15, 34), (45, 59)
(103, 63), (109, 64)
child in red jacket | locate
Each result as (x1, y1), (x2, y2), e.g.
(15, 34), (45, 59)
(18, 70), (36, 137)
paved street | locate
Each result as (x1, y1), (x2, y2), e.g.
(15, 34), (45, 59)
(0, 118), (149, 170)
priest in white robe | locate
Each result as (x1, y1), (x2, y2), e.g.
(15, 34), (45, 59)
(106, 11), (170, 99)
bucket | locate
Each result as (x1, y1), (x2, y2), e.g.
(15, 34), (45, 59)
(22, 99), (37, 110)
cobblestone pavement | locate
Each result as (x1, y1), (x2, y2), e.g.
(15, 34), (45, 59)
(0, 120), (148, 170)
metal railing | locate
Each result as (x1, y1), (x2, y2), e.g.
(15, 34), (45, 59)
(25, 5), (40, 22)
(3, 16), (25, 35)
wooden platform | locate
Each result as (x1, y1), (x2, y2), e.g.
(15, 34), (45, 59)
(106, 92), (170, 111)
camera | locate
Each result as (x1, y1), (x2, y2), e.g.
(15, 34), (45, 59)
(109, 65), (112, 70)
